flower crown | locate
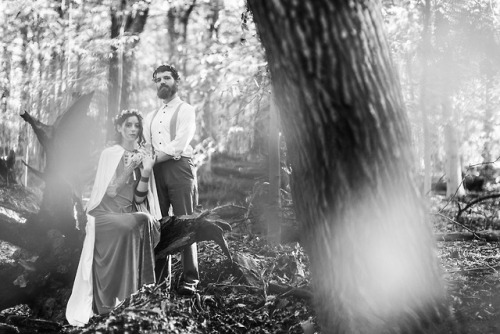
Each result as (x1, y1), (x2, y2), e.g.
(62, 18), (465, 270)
(113, 109), (144, 126)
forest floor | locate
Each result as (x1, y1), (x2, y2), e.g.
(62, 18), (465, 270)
(2, 188), (500, 333)
(432, 192), (500, 334)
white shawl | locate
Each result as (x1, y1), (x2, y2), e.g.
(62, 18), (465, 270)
(65, 145), (161, 326)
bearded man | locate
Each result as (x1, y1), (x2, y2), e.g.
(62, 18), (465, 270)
(143, 64), (199, 295)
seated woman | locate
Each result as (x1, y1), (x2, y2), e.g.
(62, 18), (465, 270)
(66, 109), (162, 326)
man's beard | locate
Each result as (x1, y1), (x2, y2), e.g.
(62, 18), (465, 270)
(157, 84), (177, 99)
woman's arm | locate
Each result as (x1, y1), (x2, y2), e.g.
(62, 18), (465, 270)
(134, 150), (155, 204)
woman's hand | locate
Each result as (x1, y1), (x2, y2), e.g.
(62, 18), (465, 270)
(142, 153), (155, 171)
(128, 152), (144, 169)
(137, 147), (155, 171)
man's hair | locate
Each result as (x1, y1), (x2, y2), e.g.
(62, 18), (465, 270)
(153, 64), (180, 81)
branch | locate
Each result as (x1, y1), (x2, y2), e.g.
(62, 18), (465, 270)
(435, 231), (500, 242)
(19, 110), (54, 150)
(21, 160), (45, 181)
(155, 211), (232, 261)
(455, 193), (500, 221)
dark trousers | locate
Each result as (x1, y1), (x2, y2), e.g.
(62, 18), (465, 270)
(153, 157), (199, 285)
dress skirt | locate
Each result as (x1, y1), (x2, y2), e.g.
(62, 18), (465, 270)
(89, 164), (158, 315)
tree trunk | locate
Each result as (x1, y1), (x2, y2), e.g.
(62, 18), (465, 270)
(120, 6), (149, 112)
(17, 24), (30, 187)
(443, 92), (465, 198)
(420, 0), (432, 196)
(480, 65), (494, 181)
(108, 1), (149, 141)
(107, 3), (124, 142)
(266, 90), (281, 244)
(1, 40), (11, 154)
(206, 0), (223, 40)
(248, 1), (451, 333)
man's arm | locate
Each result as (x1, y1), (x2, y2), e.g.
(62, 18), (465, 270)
(161, 104), (196, 157)
(143, 112), (152, 145)
(155, 151), (174, 163)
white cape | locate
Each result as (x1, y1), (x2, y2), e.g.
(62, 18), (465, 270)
(65, 145), (161, 326)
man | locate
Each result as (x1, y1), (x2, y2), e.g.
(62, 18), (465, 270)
(143, 64), (199, 295)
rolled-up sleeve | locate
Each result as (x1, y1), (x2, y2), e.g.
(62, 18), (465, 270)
(162, 104), (196, 156)
(143, 112), (153, 145)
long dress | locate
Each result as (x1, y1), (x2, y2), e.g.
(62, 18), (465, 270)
(89, 159), (157, 314)
(66, 145), (162, 326)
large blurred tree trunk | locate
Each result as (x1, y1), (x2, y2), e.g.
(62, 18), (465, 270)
(248, 1), (451, 333)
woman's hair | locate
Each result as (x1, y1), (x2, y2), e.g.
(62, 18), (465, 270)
(113, 109), (146, 147)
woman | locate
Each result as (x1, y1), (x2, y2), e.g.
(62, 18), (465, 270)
(66, 109), (162, 326)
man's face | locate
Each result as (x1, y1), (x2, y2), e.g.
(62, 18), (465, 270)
(155, 71), (178, 100)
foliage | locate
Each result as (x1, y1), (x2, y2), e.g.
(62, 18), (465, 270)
(0, 0), (268, 187)
(383, 0), (500, 176)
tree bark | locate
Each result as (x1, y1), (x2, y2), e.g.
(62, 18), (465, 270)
(248, 1), (451, 333)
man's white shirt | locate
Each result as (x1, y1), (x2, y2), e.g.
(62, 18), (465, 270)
(143, 96), (196, 158)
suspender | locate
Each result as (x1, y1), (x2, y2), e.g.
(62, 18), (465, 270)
(170, 103), (183, 141)
(149, 102), (184, 155)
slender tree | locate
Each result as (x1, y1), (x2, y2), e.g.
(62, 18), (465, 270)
(266, 90), (281, 244)
(419, 0), (432, 195)
(107, 0), (149, 142)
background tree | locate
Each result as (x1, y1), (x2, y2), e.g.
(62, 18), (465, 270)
(107, 0), (150, 141)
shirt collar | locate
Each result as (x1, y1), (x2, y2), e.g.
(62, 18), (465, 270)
(162, 95), (181, 107)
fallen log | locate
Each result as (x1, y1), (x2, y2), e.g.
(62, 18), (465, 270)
(0, 206), (233, 313)
(3, 315), (62, 333)
(212, 164), (265, 179)
(155, 211), (233, 261)
(2, 92), (236, 319)
(435, 231), (500, 242)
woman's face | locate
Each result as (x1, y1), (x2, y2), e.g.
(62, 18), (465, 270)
(117, 115), (141, 145)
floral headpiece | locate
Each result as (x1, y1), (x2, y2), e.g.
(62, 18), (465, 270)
(113, 109), (144, 126)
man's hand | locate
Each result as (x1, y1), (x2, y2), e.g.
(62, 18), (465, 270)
(155, 151), (174, 164)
